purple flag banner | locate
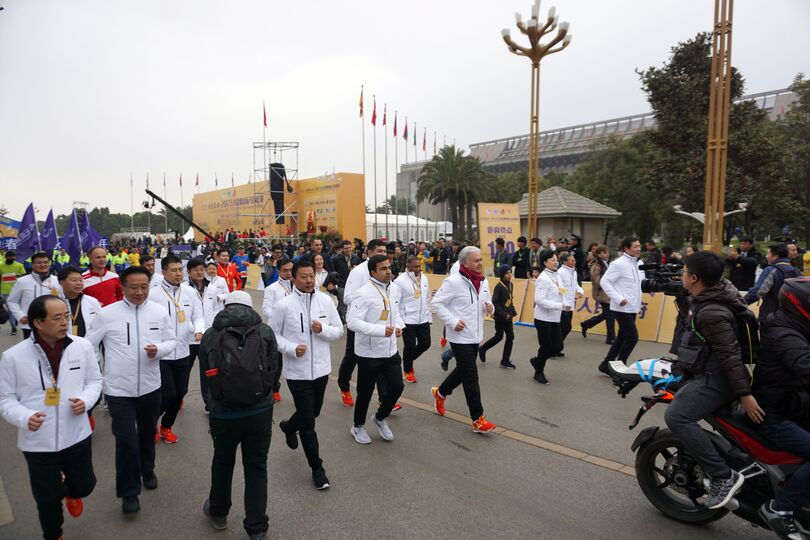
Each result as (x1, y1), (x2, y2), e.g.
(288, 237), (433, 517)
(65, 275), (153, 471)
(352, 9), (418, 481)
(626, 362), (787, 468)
(40, 209), (58, 253)
(62, 210), (82, 264)
(15, 203), (40, 261)
(79, 212), (102, 252)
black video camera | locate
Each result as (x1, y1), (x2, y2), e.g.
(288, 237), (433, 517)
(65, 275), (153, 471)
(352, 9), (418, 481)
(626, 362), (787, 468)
(640, 262), (686, 297)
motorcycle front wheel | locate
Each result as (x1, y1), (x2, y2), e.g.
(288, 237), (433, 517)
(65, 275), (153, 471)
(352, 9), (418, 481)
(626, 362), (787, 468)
(635, 428), (728, 524)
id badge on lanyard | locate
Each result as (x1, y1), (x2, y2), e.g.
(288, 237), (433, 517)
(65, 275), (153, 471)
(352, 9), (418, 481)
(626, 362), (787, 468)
(36, 347), (60, 407)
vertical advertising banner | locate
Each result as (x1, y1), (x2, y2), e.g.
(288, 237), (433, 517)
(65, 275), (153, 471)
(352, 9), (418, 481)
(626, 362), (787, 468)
(477, 203), (520, 276)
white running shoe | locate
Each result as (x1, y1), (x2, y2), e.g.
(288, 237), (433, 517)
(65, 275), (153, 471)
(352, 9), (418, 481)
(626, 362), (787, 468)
(351, 426), (372, 445)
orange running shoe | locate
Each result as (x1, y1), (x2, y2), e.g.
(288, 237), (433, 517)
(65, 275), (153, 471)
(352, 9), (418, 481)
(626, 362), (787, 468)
(159, 427), (178, 444)
(340, 390), (354, 407)
(472, 416), (496, 433)
(404, 371), (417, 384)
(431, 387), (445, 416)
(88, 414), (95, 432)
(392, 403), (402, 412)
(65, 496), (83, 518)
(273, 392), (281, 403)
(440, 337), (447, 347)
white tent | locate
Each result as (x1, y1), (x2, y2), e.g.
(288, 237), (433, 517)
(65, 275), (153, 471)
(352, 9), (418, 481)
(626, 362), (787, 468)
(182, 227), (194, 242)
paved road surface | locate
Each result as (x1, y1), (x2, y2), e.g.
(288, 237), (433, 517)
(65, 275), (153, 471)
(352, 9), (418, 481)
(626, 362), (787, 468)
(0, 289), (771, 539)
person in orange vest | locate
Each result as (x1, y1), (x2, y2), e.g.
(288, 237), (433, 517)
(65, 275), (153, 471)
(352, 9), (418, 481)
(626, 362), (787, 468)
(215, 249), (241, 292)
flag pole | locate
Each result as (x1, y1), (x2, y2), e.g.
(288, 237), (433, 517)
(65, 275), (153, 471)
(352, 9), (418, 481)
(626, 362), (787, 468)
(404, 118), (410, 243)
(146, 173), (151, 235)
(130, 172), (135, 232)
(163, 173), (169, 234)
(433, 131), (439, 241)
(413, 121), (418, 242)
(360, 85), (367, 241)
(393, 111), (398, 242)
(372, 95), (378, 240)
(383, 104), (389, 241)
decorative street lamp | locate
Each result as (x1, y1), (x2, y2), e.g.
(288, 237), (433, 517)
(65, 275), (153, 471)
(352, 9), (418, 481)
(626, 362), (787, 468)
(502, 1), (571, 239)
(673, 202), (747, 226)
(703, 0), (734, 253)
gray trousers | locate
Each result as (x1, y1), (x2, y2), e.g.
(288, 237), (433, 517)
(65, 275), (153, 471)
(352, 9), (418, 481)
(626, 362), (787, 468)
(664, 372), (734, 479)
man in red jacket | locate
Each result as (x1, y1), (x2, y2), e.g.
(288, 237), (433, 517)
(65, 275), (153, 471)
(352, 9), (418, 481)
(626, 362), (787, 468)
(215, 249), (241, 292)
(82, 247), (123, 307)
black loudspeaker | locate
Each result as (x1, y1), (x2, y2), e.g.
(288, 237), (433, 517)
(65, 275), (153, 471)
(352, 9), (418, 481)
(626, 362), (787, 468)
(270, 162), (287, 224)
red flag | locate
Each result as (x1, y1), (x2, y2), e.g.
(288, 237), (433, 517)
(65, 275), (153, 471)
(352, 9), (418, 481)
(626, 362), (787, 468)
(403, 118), (408, 141)
(263, 102), (267, 128)
(371, 96), (377, 126)
(393, 112), (397, 137)
(433, 131), (437, 154)
(179, 173), (183, 187)
(195, 173), (199, 187)
(382, 104), (387, 126)
(359, 86), (364, 118)
(422, 129), (426, 152)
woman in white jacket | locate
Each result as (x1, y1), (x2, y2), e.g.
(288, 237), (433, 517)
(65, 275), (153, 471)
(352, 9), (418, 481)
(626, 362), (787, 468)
(531, 250), (571, 385)
(0, 295), (102, 540)
(270, 261), (343, 490)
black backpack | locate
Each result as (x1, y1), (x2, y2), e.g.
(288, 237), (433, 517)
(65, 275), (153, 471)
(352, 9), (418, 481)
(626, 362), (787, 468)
(207, 324), (276, 408)
(680, 303), (760, 374)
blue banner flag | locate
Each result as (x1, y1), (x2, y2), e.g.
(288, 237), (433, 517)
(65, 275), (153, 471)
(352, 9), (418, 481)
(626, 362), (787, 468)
(62, 210), (82, 264)
(15, 203), (40, 261)
(40, 209), (58, 253)
(79, 211), (102, 252)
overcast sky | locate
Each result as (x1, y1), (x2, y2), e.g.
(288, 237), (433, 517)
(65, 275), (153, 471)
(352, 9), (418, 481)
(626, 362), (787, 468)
(1, 0), (808, 222)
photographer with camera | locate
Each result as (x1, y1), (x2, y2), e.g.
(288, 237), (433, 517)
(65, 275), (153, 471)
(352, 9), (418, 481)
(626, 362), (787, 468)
(597, 238), (648, 375)
(743, 243), (802, 323)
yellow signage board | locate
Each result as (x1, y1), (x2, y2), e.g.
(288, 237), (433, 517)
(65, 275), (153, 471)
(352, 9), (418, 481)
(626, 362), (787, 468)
(477, 203), (521, 276)
(192, 172), (366, 242)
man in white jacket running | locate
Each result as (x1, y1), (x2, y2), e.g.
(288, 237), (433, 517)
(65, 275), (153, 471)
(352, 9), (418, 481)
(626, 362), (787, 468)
(597, 237), (649, 375)
(347, 254), (405, 444)
(271, 260), (343, 490)
(0, 295), (102, 540)
(430, 246), (497, 434)
(86, 266), (175, 515)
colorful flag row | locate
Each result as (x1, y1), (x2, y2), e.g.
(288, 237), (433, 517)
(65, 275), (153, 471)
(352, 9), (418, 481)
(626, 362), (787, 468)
(15, 203), (102, 262)
(360, 86), (443, 154)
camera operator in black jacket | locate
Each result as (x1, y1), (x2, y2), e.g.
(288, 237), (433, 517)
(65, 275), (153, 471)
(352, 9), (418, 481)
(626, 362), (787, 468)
(751, 277), (810, 538)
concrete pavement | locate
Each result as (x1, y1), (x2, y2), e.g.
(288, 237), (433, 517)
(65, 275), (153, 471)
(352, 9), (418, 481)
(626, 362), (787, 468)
(0, 289), (770, 539)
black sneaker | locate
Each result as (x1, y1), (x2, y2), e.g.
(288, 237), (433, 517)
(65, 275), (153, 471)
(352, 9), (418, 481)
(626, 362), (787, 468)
(279, 420), (298, 450)
(581, 325), (588, 338)
(597, 361), (611, 377)
(758, 500), (803, 540)
(142, 471), (158, 490)
(529, 357), (537, 369)
(248, 533), (268, 540)
(705, 470), (744, 509)
(478, 349), (487, 363)
(312, 467), (330, 490)
(552, 352), (565, 358)
(605, 339), (614, 345)
(10, 328), (17, 336)
(122, 496), (140, 514)
(500, 361), (517, 370)
(440, 349), (453, 371)
(533, 373), (549, 385)
(203, 498), (228, 530)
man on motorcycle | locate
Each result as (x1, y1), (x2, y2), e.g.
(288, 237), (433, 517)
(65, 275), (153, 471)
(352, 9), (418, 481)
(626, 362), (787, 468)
(752, 277), (810, 539)
(665, 251), (764, 509)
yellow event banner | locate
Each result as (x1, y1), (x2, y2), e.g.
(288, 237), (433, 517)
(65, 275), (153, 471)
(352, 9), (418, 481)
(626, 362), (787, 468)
(477, 203), (521, 276)
(192, 172), (366, 242)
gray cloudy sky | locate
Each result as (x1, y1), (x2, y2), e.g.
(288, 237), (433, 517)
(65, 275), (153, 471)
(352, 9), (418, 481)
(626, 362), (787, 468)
(1, 0), (808, 222)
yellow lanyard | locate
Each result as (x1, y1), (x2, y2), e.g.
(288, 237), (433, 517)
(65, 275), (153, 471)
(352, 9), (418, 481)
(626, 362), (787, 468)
(161, 285), (182, 310)
(498, 281), (513, 305)
(371, 282), (390, 311)
(410, 273), (422, 292)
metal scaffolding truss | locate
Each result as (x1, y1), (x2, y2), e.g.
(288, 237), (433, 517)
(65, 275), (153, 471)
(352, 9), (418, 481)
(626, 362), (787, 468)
(241, 141), (300, 242)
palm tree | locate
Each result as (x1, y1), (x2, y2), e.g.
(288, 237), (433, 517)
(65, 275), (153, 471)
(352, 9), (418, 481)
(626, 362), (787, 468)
(417, 145), (492, 241)
(375, 195), (416, 215)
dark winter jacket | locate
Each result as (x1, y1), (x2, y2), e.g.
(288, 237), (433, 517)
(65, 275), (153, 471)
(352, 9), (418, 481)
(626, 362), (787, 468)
(512, 247), (530, 279)
(752, 310), (810, 425)
(725, 254), (758, 292)
(684, 279), (752, 396)
(198, 303), (278, 416)
(491, 280), (517, 323)
(743, 260), (802, 322)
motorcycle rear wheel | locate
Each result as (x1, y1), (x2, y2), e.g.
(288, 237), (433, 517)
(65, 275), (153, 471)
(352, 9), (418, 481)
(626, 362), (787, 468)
(635, 428), (728, 524)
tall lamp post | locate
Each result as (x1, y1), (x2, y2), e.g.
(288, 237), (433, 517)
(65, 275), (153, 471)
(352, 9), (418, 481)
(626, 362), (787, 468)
(702, 0), (734, 253)
(502, 1), (571, 239)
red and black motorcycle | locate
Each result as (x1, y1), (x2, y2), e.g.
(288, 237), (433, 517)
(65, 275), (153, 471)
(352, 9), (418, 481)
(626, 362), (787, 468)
(608, 358), (809, 532)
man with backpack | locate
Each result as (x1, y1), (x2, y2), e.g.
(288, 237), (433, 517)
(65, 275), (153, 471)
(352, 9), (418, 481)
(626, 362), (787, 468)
(743, 243), (802, 323)
(665, 251), (764, 510)
(198, 290), (278, 540)
(750, 277), (810, 539)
